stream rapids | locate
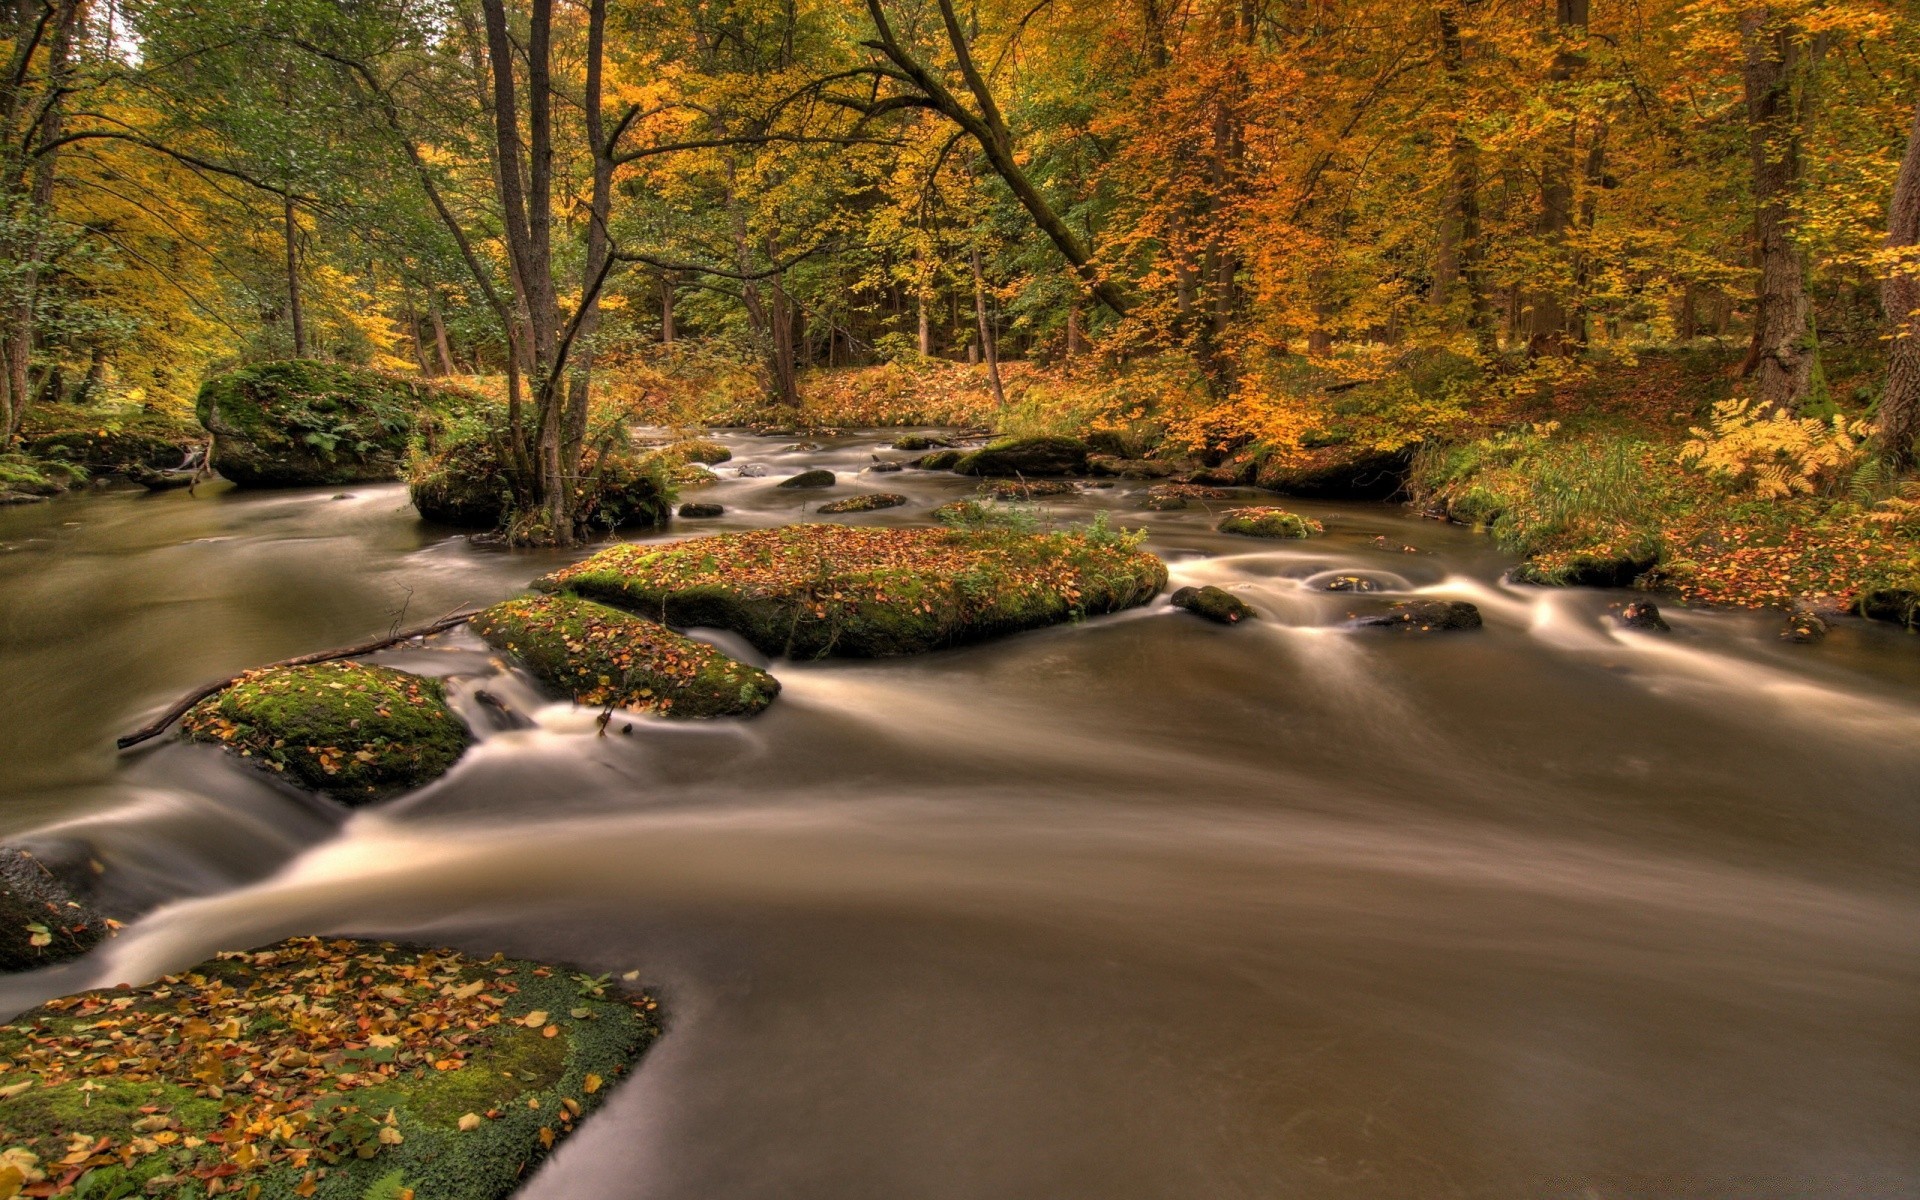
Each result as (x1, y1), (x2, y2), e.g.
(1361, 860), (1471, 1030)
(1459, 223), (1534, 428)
(1, 429), (1917, 1199)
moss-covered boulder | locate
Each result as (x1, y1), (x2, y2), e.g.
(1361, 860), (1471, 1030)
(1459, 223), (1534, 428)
(916, 449), (965, 470)
(1254, 445), (1412, 500)
(979, 478), (1075, 500)
(778, 468), (835, 489)
(668, 438), (731, 464)
(0, 846), (110, 973)
(408, 436), (509, 528)
(892, 435), (949, 451)
(182, 661), (469, 800)
(406, 424), (674, 533)
(20, 403), (203, 472)
(1509, 548), (1659, 588)
(1171, 586), (1255, 624)
(1218, 507), (1324, 539)
(953, 435), (1090, 478)
(538, 522), (1167, 658)
(0, 936), (660, 1200)
(196, 360), (450, 487)
(470, 595), (778, 717)
(818, 493), (907, 513)
(0, 454), (85, 504)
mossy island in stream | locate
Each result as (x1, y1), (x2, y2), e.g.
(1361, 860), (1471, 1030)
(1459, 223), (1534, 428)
(196, 361), (465, 487)
(471, 594), (778, 717)
(1217, 507), (1324, 539)
(406, 407), (676, 534)
(0, 936), (660, 1200)
(537, 521), (1166, 658)
(182, 661), (469, 800)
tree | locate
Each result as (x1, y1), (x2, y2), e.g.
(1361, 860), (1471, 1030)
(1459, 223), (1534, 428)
(1882, 99), (1920, 468)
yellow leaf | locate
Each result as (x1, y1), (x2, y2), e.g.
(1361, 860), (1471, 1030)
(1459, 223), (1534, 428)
(457, 1113), (483, 1132)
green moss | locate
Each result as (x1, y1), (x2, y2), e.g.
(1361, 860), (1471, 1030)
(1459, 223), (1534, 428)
(817, 493), (907, 513)
(536, 522), (1167, 659)
(0, 937), (662, 1200)
(1217, 507), (1324, 539)
(406, 411), (674, 533)
(20, 402), (203, 470)
(470, 594), (778, 717)
(665, 438), (731, 465)
(916, 449), (965, 470)
(952, 435), (1089, 477)
(197, 360), (462, 487)
(181, 661), (469, 800)
(0, 453), (84, 499)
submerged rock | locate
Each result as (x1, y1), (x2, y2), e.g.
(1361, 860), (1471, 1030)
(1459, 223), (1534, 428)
(818, 493), (908, 513)
(778, 468), (836, 489)
(1321, 575), (1379, 593)
(1171, 586), (1256, 625)
(736, 463), (770, 478)
(915, 449), (965, 470)
(0, 846), (110, 973)
(980, 478), (1075, 500)
(538, 523), (1166, 658)
(678, 501), (725, 518)
(472, 594), (777, 717)
(1615, 600), (1671, 632)
(953, 436), (1090, 478)
(0, 936), (660, 1199)
(182, 661), (469, 800)
(196, 360), (448, 487)
(1218, 507), (1324, 539)
(1355, 599), (1482, 632)
(867, 460), (905, 473)
(1781, 604), (1830, 643)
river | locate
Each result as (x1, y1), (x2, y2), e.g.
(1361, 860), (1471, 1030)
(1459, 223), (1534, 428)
(2, 430), (1917, 1198)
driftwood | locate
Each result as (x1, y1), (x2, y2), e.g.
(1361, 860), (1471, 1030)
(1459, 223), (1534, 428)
(115, 608), (482, 751)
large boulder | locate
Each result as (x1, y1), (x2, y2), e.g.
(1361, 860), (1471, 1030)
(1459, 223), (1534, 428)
(0, 846), (109, 973)
(538, 522), (1167, 658)
(182, 660), (469, 800)
(196, 360), (448, 487)
(953, 436), (1090, 478)
(0, 936), (660, 1199)
(1254, 446), (1412, 500)
(407, 422), (673, 533)
(471, 594), (778, 717)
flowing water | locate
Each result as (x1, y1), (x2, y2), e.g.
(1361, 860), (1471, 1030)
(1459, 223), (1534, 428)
(2, 432), (1918, 1199)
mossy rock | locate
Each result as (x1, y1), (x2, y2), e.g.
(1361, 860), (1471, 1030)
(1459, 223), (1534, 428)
(1253, 445), (1412, 500)
(1171, 585), (1255, 625)
(408, 436), (510, 528)
(778, 469), (835, 489)
(537, 523), (1167, 659)
(0, 846), (110, 973)
(892, 435), (948, 451)
(1509, 549), (1659, 588)
(980, 478), (1075, 500)
(470, 595), (778, 717)
(678, 502), (724, 518)
(407, 422), (673, 533)
(0, 453), (85, 503)
(20, 403), (202, 471)
(667, 438), (731, 465)
(915, 449), (965, 470)
(818, 493), (907, 513)
(953, 436), (1090, 478)
(1088, 454), (1175, 480)
(1853, 588), (1920, 628)
(0, 936), (661, 1200)
(196, 360), (453, 487)
(182, 661), (469, 800)
(1218, 507), (1324, 539)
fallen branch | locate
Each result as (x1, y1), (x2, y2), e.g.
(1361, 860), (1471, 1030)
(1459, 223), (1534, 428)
(115, 608), (483, 751)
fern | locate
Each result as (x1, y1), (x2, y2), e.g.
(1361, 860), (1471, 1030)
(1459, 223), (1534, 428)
(361, 1170), (415, 1200)
(1680, 398), (1870, 498)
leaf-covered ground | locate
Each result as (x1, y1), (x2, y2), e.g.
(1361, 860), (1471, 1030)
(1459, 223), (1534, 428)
(182, 662), (469, 800)
(0, 937), (660, 1200)
(471, 594), (778, 717)
(539, 522), (1166, 658)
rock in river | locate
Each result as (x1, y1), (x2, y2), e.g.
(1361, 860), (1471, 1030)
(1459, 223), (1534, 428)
(537, 522), (1167, 658)
(1217, 507), (1324, 539)
(1172, 586), (1256, 625)
(778, 468), (836, 489)
(196, 359), (450, 487)
(679, 501), (725, 518)
(471, 594), (778, 718)
(0, 846), (109, 973)
(182, 660), (470, 800)
(1354, 599), (1483, 632)
(953, 436), (1090, 478)
(818, 493), (908, 514)
(1614, 600), (1671, 632)
(0, 936), (661, 1199)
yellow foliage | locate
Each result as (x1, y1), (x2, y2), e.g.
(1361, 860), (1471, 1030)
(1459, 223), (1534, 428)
(1679, 399), (1870, 499)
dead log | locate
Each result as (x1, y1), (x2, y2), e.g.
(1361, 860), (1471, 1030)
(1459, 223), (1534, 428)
(116, 608), (482, 751)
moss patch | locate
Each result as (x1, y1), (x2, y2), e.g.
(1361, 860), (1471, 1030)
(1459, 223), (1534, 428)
(182, 662), (469, 801)
(817, 493), (907, 513)
(665, 438), (731, 465)
(406, 414), (674, 534)
(197, 360), (460, 487)
(1217, 507), (1323, 539)
(20, 403), (202, 471)
(0, 936), (661, 1200)
(537, 522), (1166, 658)
(0, 454), (85, 503)
(953, 436), (1089, 477)
(470, 594), (778, 717)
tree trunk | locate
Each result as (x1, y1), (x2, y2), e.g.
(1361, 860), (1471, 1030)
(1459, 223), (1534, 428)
(1067, 295), (1086, 357)
(971, 248), (1005, 406)
(1739, 7), (1812, 411)
(428, 291), (456, 375)
(1529, 0), (1585, 357)
(917, 293), (932, 356)
(1880, 99), (1920, 469)
(661, 273), (677, 343)
(1434, 3), (1495, 353)
(283, 194), (306, 357)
